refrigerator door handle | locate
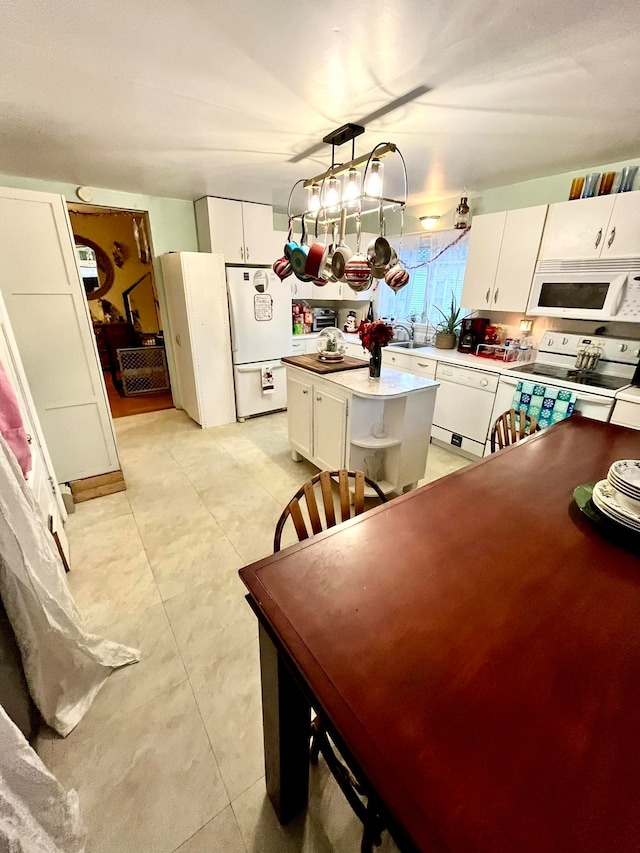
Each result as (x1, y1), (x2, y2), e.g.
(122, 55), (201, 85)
(235, 363), (285, 373)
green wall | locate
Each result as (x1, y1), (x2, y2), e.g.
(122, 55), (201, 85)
(0, 172), (198, 253)
(403, 155), (640, 233)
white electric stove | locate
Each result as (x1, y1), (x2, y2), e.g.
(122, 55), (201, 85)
(486, 333), (640, 453)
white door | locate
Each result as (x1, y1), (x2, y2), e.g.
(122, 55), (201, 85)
(539, 196), (615, 260)
(287, 374), (313, 458)
(241, 202), (276, 266)
(313, 279), (342, 300)
(460, 212), (506, 310)
(0, 288), (66, 532)
(227, 268), (290, 363)
(602, 193), (640, 259)
(160, 254), (200, 424)
(0, 188), (119, 483)
(197, 197), (245, 263)
(313, 388), (347, 470)
(493, 206), (548, 312)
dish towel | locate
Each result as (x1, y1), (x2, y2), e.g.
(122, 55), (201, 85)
(261, 365), (274, 394)
(511, 381), (577, 429)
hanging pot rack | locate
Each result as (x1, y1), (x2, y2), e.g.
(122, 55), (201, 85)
(287, 126), (408, 225)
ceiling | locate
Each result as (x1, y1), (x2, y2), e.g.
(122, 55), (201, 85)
(1, 0), (640, 210)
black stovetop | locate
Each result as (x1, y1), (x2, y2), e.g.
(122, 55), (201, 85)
(515, 363), (630, 391)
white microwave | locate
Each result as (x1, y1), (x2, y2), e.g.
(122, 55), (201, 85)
(527, 271), (628, 320)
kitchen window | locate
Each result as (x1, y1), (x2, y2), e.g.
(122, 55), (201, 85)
(377, 230), (469, 325)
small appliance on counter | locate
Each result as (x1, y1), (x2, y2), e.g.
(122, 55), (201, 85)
(457, 317), (489, 353)
(312, 307), (338, 332)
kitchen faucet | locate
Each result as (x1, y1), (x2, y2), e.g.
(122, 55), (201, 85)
(391, 321), (413, 342)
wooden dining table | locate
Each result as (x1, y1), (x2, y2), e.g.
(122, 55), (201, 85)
(239, 417), (640, 853)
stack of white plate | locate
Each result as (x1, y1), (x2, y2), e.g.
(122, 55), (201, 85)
(592, 460), (640, 532)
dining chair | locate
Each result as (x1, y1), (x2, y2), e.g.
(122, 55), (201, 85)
(274, 469), (388, 851)
(490, 407), (540, 453)
(273, 469), (387, 552)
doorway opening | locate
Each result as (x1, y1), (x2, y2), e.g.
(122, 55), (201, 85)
(67, 203), (174, 418)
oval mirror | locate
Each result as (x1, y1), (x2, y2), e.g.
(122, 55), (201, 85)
(74, 236), (115, 300)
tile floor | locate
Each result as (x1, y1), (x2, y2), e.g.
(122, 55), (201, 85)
(38, 408), (469, 853)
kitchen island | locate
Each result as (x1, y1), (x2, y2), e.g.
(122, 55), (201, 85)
(282, 356), (439, 495)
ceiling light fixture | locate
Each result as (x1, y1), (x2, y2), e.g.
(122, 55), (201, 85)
(291, 124), (407, 225)
(420, 214), (440, 230)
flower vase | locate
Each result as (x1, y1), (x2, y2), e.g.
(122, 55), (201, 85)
(369, 343), (382, 379)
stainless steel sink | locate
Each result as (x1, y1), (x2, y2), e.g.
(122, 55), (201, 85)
(389, 341), (428, 350)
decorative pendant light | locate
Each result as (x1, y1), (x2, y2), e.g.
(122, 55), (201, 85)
(308, 183), (321, 214)
(365, 158), (384, 197)
(342, 168), (362, 208)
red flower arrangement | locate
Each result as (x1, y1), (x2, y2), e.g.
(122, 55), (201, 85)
(357, 319), (394, 353)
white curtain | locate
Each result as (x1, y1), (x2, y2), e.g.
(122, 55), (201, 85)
(0, 705), (86, 852)
(0, 433), (139, 737)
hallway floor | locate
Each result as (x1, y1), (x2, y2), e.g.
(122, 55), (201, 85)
(38, 408), (469, 852)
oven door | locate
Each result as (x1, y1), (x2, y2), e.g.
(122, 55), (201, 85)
(527, 272), (627, 319)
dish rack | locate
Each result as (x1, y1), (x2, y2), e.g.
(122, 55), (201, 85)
(475, 343), (535, 363)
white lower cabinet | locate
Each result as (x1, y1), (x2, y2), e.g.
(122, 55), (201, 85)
(287, 372), (346, 469)
(287, 373), (313, 458)
(313, 388), (348, 470)
(343, 340), (366, 360)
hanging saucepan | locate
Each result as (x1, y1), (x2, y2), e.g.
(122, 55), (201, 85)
(367, 203), (392, 277)
(318, 219), (340, 284)
(289, 214), (312, 281)
(273, 217), (293, 280)
(331, 207), (353, 282)
(306, 209), (330, 283)
(344, 212), (373, 293)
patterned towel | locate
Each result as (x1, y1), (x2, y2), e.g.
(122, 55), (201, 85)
(511, 381), (576, 429)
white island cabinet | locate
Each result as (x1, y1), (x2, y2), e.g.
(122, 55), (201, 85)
(284, 362), (438, 495)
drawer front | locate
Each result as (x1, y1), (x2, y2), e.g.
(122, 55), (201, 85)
(383, 349), (413, 371)
(611, 400), (640, 430)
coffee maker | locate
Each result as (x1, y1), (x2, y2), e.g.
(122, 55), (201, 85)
(458, 318), (490, 354)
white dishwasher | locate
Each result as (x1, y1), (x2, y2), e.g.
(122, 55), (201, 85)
(431, 362), (500, 458)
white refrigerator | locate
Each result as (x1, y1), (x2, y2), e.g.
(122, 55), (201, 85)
(226, 267), (290, 420)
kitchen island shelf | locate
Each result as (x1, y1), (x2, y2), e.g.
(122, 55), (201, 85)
(349, 479), (396, 498)
(350, 435), (401, 449)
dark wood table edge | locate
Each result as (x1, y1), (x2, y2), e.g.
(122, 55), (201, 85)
(245, 594), (422, 853)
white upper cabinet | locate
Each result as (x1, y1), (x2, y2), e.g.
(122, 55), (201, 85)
(493, 205), (548, 311)
(241, 202), (276, 265)
(460, 212), (506, 311)
(539, 193), (640, 260)
(195, 197), (276, 266)
(461, 207), (547, 313)
(539, 195), (616, 261)
(602, 192), (640, 258)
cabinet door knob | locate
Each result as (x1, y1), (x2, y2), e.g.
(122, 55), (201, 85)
(316, 396), (321, 401)
(493, 288), (499, 303)
(240, 246), (244, 260)
(485, 288), (491, 304)
(480, 378), (488, 387)
(302, 389), (308, 394)
(595, 228), (602, 249)
(607, 227), (616, 248)
(246, 246), (250, 259)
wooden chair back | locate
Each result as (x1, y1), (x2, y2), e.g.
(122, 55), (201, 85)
(490, 408), (540, 453)
(274, 469), (388, 553)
